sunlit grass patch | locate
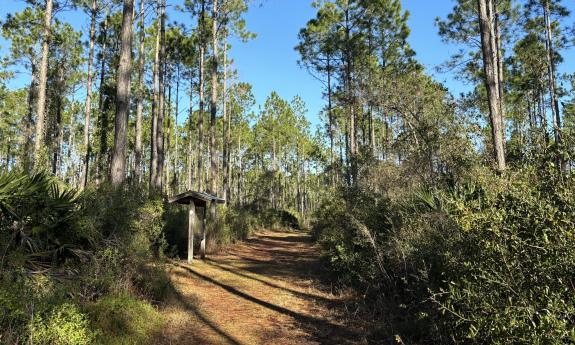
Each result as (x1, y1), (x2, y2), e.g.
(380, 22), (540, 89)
(86, 294), (163, 345)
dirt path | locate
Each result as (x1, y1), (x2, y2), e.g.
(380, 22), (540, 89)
(158, 231), (366, 345)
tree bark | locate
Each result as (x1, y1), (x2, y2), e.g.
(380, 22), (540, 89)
(209, 0), (219, 200)
(21, 60), (37, 172)
(492, 0), (506, 150)
(52, 72), (64, 176)
(155, 0), (166, 190)
(134, 0), (145, 183)
(34, 0), (53, 168)
(188, 76), (195, 190)
(174, 65), (180, 192)
(222, 34), (230, 203)
(81, 0), (98, 190)
(110, 0), (134, 187)
(477, 0), (506, 172)
(150, 1), (161, 190)
(344, 6), (357, 183)
(165, 75), (172, 193)
(197, 0), (206, 192)
(326, 55), (334, 187)
(209, 0), (219, 224)
(96, 12), (109, 186)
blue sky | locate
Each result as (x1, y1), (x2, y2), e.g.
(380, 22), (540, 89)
(1, 0), (574, 127)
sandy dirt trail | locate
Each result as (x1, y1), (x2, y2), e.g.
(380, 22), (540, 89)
(158, 231), (366, 345)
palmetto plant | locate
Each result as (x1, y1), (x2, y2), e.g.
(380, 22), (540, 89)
(0, 171), (88, 274)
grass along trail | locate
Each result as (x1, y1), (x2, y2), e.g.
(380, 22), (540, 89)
(157, 231), (366, 345)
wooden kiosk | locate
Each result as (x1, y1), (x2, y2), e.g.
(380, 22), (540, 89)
(168, 191), (225, 263)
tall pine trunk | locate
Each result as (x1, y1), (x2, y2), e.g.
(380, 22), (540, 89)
(188, 77), (195, 190)
(81, 0), (98, 190)
(478, 0), (506, 172)
(222, 34), (230, 203)
(326, 56), (334, 187)
(344, 6), (357, 183)
(96, 13), (109, 186)
(155, 0), (166, 190)
(150, 2), (161, 190)
(110, 0), (134, 187)
(135, 0), (145, 183)
(21, 60), (37, 172)
(34, 0), (53, 168)
(198, 45), (205, 191)
(494, 2), (505, 127)
(174, 65), (180, 192)
(209, 0), (219, 199)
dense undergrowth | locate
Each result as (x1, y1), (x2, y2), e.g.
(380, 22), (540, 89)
(0, 173), (170, 344)
(313, 153), (575, 344)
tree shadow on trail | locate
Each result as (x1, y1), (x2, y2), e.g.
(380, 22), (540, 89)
(161, 280), (244, 345)
(174, 263), (361, 344)
(204, 258), (335, 305)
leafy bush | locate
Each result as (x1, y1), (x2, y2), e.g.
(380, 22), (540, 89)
(313, 165), (575, 344)
(86, 294), (163, 345)
(430, 169), (575, 343)
(258, 208), (301, 230)
(0, 173), (168, 343)
(312, 188), (396, 288)
(0, 172), (91, 273)
(30, 303), (96, 345)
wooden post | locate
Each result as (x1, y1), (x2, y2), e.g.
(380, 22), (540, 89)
(188, 200), (196, 263)
(200, 205), (207, 259)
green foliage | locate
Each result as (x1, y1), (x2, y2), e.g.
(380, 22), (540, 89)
(0, 273), (68, 344)
(0, 172), (168, 343)
(31, 304), (96, 345)
(313, 161), (575, 343)
(86, 294), (163, 345)
(207, 206), (260, 247)
(256, 208), (301, 231)
(312, 187), (395, 288)
(431, 168), (575, 343)
(0, 171), (89, 273)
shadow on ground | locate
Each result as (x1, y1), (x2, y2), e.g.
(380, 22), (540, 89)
(158, 231), (367, 345)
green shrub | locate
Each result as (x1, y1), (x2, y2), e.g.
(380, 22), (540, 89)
(31, 303), (96, 345)
(0, 172), (92, 273)
(430, 169), (575, 343)
(132, 264), (171, 303)
(312, 188), (396, 288)
(87, 294), (163, 345)
(313, 165), (575, 344)
(258, 208), (301, 230)
(0, 174), (170, 342)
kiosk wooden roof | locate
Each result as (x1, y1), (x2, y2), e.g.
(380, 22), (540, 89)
(168, 191), (226, 207)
